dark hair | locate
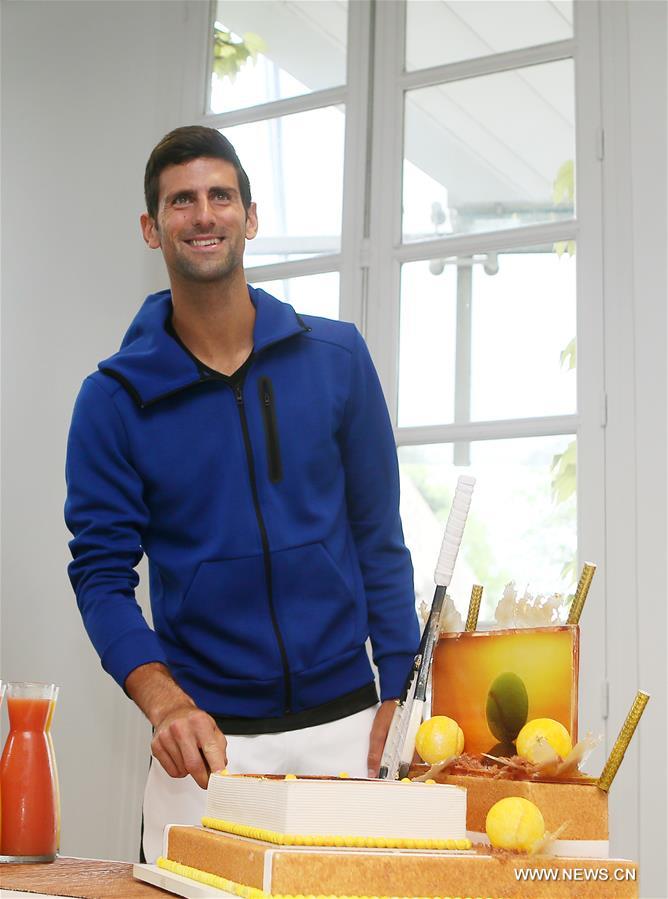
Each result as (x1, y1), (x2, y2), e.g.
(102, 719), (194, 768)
(144, 125), (252, 219)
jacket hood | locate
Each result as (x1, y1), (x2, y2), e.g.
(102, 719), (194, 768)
(98, 285), (308, 407)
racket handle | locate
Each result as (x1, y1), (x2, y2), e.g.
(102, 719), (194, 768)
(434, 476), (475, 587)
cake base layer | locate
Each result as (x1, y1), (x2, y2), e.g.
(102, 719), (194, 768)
(411, 768), (609, 855)
(162, 826), (638, 898)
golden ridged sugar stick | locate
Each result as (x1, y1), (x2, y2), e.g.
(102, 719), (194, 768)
(597, 691), (650, 792)
(567, 562), (597, 625)
(465, 585), (483, 632)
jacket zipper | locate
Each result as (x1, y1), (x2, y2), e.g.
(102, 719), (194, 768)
(258, 377), (283, 484)
(234, 382), (292, 714)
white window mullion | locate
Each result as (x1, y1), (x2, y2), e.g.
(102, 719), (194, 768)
(569, 0), (608, 790)
(400, 38), (576, 92)
(339, 0), (373, 328)
(200, 85), (348, 129)
(365, 0), (406, 425)
(596, 0), (642, 864)
(178, 1), (215, 122)
(203, 0), (217, 115)
(396, 414), (579, 447)
(395, 220), (579, 265)
(246, 255), (342, 284)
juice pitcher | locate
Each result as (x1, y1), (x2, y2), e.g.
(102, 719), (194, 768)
(0, 682), (58, 860)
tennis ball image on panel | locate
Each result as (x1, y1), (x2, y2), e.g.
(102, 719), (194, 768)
(485, 671), (529, 747)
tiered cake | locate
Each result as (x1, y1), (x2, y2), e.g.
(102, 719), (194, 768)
(145, 771), (638, 899)
(135, 567), (643, 898)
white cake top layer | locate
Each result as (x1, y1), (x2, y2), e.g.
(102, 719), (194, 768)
(204, 774), (468, 841)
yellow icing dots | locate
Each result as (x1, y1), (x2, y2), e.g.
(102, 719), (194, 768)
(285, 774), (298, 780)
(157, 856), (496, 899)
(201, 818), (471, 851)
(338, 772), (350, 778)
(400, 778), (412, 783)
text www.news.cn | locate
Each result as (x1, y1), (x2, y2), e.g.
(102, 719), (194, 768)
(514, 866), (636, 883)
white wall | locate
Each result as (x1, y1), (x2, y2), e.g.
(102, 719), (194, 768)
(600, 3), (667, 895)
(1, 0), (209, 860)
(1, 1), (666, 893)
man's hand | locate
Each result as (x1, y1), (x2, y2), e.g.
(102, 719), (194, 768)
(151, 704), (228, 789)
(367, 699), (398, 777)
(125, 662), (227, 789)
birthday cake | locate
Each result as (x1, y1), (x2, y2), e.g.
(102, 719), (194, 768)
(140, 564), (642, 898)
(151, 773), (638, 898)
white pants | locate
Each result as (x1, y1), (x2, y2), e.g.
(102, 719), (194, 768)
(141, 705), (377, 863)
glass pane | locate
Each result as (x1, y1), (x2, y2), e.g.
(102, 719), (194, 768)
(398, 246), (576, 428)
(406, 1), (573, 72)
(251, 272), (340, 320)
(403, 61), (575, 241)
(211, 1), (348, 114)
(222, 107), (345, 268)
(398, 436), (577, 623)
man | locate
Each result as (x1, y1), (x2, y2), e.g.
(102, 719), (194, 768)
(65, 126), (419, 863)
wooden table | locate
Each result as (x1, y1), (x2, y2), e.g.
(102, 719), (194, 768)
(0, 857), (166, 898)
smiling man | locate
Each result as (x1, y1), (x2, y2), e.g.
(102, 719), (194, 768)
(65, 126), (419, 863)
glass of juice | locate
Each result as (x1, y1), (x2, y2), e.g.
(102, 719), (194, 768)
(0, 682), (58, 861)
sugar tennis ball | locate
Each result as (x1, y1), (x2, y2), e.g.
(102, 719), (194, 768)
(486, 671), (529, 744)
(415, 716), (464, 764)
(516, 718), (572, 763)
(485, 797), (545, 852)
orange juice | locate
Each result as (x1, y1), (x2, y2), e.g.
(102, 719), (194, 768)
(0, 683), (58, 858)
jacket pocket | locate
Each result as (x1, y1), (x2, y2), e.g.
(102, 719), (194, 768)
(175, 555), (281, 680)
(270, 542), (361, 672)
(258, 376), (282, 483)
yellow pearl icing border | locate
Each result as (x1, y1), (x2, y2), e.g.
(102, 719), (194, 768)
(201, 818), (471, 851)
(157, 855), (495, 899)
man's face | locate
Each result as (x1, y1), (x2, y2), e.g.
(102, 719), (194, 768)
(140, 157), (257, 284)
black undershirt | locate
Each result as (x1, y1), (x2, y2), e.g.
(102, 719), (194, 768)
(215, 683), (379, 735)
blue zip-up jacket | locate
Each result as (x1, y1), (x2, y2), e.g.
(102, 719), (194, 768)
(65, 286), (419, 720)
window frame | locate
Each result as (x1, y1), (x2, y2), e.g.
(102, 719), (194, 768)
(194, 0), (607, 737)
(362, 0), (606, 743)
(198, 0), (372, 310)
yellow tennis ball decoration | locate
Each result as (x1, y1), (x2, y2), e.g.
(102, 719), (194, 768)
(485, 797), (545, 852)
(516, 718), (572, 763)
(415, 715), (464, 764)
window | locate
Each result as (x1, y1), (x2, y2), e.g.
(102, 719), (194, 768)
(205, 0), (349, 319)
(200, 0), (602, 627)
